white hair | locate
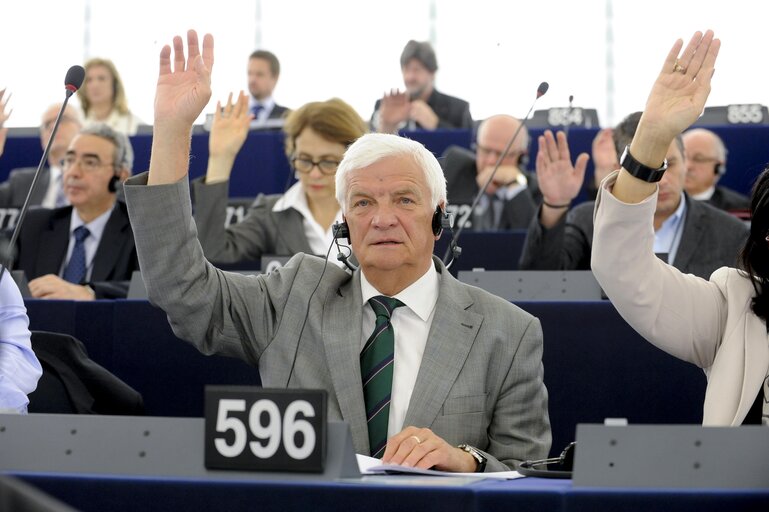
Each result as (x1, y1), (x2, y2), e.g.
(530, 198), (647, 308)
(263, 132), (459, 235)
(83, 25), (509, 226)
(684, 128), (728, 162)
(335, 133), (447, 212)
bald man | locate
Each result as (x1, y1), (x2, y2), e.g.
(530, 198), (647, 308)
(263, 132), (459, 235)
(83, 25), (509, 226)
(441, 115), (540, 230)
(682, 128), (749, 212)
(0, 103), (83, 209)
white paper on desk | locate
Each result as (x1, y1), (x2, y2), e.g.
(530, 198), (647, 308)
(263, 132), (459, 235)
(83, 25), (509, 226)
(356, 454), (523, 480)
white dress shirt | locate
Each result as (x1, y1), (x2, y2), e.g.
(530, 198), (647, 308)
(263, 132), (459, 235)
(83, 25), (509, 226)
(41, 165), (66, 209)
(272, 182), (344, 265)
(360, 263), (440, 436)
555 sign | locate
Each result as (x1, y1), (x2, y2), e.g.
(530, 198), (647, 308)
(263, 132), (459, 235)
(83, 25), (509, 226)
(205, 387), (327, 472)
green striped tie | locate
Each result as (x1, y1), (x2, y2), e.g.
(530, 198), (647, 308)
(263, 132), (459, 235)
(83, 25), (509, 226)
(361, 295), (404, 458)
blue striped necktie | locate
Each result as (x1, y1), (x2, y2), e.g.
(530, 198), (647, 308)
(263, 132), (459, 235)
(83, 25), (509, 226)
(62, 226), (90, 284)
(361, 295), (404, 458)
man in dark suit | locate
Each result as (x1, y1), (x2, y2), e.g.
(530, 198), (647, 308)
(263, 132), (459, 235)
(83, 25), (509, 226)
(442, 115), (539, 230)
(247, 50), (289, 129)
(682, 128), (749, 212)
(371, 40), (472, 133)
(0, 103), (83, 209)
(519, 113), (748, 279)
(13, 124), (138, 299)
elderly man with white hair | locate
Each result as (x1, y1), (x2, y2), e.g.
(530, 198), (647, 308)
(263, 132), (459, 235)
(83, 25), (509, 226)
(124, 30), (550, 472)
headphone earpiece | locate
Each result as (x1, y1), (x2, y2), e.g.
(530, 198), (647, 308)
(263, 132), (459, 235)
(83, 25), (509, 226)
(432, 206), (454, 237)
(332, 221), (349, 241)
(108, 175), (119, 193)
(518, 152), (530, 170)
(715, 162), (726, 176)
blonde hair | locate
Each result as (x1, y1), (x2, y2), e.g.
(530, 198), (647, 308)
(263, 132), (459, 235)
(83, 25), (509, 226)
(77, 58), (130, 116)
(283, 98), (367, 158)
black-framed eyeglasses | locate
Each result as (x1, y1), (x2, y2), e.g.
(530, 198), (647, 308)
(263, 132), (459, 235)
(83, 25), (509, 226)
(291, 157), (340, 175)
(61, 154), (114, 173)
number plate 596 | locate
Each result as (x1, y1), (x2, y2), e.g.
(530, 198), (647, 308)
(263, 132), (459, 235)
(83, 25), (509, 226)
(204, 386), (327, 472)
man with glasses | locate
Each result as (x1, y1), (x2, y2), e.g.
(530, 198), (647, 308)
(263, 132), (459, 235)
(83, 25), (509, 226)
(441, 115), (540, 230)
(10, 124), (138, 299)
(0, 102), (83, 209)
(682, 128), (749, 212)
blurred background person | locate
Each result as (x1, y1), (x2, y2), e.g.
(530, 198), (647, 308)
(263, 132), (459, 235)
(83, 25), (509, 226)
(193, 92), (367, 264)
(78, 58), (143, 135)
(371, 40), (472, 134)
(12, 124), (138, 299)
(682, 128), (749, 211)
(0, 101), (83, 209)
(442, 114), (539, 230)
(247, 50), (290, 128)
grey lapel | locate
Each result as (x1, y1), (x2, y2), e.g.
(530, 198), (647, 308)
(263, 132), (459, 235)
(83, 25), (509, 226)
(274, 209), (314, 255)
(321, 270), (370, 453)
(672, 195), (704, 272)
(404, 259), (482, 428)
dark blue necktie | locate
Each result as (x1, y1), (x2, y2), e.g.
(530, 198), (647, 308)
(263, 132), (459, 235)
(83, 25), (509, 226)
(62, 226), (90, 284)
(251, 104), (264, 119)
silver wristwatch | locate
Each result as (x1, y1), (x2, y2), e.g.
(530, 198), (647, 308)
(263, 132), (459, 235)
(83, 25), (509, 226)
(457, 444), (487, 472)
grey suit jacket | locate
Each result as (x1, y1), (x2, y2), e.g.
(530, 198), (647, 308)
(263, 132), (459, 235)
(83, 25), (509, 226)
(519, 194), (748, 279)
(125, 173), (551, 471)
(706, 185), (749, 212)
(0, 167), (49, 208)
(192, 178), (312, 263)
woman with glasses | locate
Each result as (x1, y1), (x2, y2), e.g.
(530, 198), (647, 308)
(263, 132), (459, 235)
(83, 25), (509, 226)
(193, 92), (367, 264)
(591, 30), (768, 426)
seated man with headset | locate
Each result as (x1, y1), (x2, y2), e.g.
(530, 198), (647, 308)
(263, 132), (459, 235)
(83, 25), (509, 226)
(441, 115), (540, 231)
(125, 30), (551, 471)
(11, 124), (138, 299)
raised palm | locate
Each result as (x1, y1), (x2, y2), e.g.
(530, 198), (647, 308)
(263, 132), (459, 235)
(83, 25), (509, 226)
(154, 30), (215, 130)
(536, 130), (590, 204)
(209, 91), (251, 159)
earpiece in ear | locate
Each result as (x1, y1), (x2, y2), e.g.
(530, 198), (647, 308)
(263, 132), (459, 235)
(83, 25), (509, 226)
(108, 175), (119, 193)
(432, 206), (454, 237)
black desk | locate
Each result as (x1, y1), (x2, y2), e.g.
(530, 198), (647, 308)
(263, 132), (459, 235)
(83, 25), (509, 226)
(14, 473), (769, 512)
(25, 299), (706, 458)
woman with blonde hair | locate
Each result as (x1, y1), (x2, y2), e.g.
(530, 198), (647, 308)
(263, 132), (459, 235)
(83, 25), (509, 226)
(78, 58), (143, 135)
(193, 92), (367, 264)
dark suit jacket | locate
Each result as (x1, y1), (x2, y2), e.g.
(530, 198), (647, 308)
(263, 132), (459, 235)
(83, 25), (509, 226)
(192, 178), (313, 263)
(372, 88), (473, 130)
(28, 331), (144, 415)
(0, 167), (50, 208)
(14, 200), (139, 298)
(441, 145), (539, 230)
(519, 194), (748, 279)
(706, 185), (750, 212)
(268, 104), (290, 120)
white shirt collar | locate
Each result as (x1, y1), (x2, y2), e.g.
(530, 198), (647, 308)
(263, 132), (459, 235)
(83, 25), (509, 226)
(691, 186), (716, 201)
(360, 261), (440, 322)
(69, 203), (114, 242)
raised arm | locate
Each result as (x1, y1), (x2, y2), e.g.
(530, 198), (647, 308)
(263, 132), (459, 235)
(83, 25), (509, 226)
(0, 89), (11, 158)
(148, 30), (214, 186)
(536, 130), (589, 228)
(614, 31), (719, 203)
(205, 91), (252, 184)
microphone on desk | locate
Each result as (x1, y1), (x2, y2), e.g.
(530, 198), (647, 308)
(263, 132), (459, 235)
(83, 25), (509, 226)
(0, 65), (86, 287)
(442, 81), (549, 267)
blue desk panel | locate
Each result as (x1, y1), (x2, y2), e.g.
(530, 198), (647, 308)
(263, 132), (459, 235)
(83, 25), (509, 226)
(26, 299), (706, 458)
(4, 125), (767, 200)
(17, 474), (769, 512)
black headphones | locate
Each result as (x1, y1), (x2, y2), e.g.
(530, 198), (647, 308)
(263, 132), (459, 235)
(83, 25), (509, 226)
(715, 162), (726, 176)
(333, 206), (453, 241)
(332, 206), (455, 271)
(108, 174), (120, 193)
